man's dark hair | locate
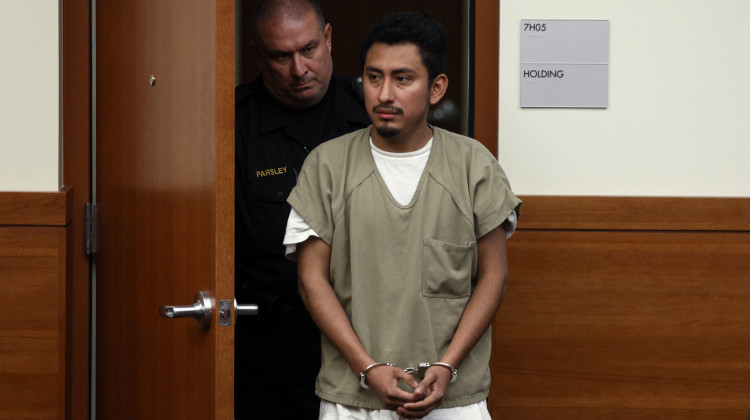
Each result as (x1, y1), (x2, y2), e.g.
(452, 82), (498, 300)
(359, 12), (446, 84)
(252, 0), (326, 45)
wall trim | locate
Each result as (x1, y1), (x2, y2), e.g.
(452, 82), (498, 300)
(517, 195), (750, 232)
(0, 187), (71, 226)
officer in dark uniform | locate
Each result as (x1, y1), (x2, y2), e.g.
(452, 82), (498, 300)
(234, 0), (369, 418)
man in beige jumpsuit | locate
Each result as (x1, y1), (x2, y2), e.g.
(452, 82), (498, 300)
(284, 12), (521, 420)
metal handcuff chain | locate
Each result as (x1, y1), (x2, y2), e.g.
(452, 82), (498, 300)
(360, 362), (458, 389)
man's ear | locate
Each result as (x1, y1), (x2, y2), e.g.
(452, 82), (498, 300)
(324, 23), (332, 53)
(429, 74), (449, 106)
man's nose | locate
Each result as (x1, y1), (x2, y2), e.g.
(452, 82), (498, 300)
(291, 55), (307, 78)
(378, 80), (394, 103)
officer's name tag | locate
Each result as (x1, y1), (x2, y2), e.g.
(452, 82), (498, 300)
(256, 166), (288, 178)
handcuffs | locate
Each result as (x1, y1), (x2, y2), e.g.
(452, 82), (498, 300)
(360, 362), (458, 389)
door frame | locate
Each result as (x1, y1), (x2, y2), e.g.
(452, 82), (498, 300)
(473, 0), (499, 156)
(61, 0), (92, 418)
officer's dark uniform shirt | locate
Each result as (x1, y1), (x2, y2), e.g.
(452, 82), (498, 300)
(234, 72), (369, 419)
(236, 73), (369, 302)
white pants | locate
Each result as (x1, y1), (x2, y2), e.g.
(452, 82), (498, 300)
(319, 400), (491, 420)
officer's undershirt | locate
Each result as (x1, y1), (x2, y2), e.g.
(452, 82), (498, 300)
(284, 137), (517, 256)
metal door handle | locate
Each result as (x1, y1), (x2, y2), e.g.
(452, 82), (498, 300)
(159, 291), (213, 330)
(234, 299), (258, 323)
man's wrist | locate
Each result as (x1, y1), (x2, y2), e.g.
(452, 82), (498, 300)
(431, 362), (458, 383)
(415, 362), (458, 383)
(359, 362), (393, 389)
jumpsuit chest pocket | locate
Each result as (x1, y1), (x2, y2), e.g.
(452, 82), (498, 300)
(422, 238), (476, 298)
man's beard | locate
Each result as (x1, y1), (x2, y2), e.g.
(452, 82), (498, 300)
(372, 104), (403, 138)
(375, 124), (400, 139)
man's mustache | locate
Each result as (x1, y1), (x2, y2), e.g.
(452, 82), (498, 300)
(372, 105), (403, 115)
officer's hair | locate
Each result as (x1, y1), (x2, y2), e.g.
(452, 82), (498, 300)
(359, 12), (446, 84)
(252, 0), (326, 45)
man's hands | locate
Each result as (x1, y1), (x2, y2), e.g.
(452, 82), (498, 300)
(363, 364), (452, 419)
(364, 364), (425, 410)
(397, 366), (452, 419)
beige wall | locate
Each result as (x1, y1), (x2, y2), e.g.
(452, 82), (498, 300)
(0, 1), (59, 192)
(4, 1), (750, 197)
(498, 0), (750, 197)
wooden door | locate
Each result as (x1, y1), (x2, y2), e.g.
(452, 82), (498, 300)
(96, 1), (234, 418)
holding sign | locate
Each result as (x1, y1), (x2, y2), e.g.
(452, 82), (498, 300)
(521, 20), (609, 108)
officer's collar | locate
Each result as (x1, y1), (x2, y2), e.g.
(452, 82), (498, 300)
(257, 74), (369, 135)
(256, 79), (302, 135)
(330, 74), (371, 127)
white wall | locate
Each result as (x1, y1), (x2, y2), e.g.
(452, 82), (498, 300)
(498, 1), (750, 197)
(0, 1), (60, 192)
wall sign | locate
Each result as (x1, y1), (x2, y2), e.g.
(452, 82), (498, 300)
(521, 20), (609, 108)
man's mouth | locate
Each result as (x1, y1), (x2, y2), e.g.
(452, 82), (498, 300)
(373, 106), (402, 118)
(291, 78), (315, 88)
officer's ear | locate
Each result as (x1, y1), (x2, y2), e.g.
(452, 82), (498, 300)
(324, 23), (332, 53)
(352, 76), (365, 104)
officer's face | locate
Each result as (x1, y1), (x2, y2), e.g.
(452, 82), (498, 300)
(254, 11), (333, 110)
(363, 42), (447, 146)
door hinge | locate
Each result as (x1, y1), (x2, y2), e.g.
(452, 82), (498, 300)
(85, 202), (99, 255)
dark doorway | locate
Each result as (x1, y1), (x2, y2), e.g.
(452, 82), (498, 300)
(236, 0), (472, 135)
